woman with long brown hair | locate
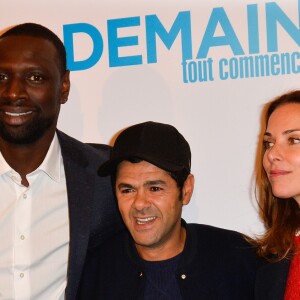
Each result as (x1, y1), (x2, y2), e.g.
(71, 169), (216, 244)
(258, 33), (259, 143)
(254, 90), (300, 299)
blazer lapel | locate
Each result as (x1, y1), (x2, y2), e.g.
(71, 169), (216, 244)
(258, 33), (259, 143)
(255, 259), (290, 300)
(57, 131), (95, 299)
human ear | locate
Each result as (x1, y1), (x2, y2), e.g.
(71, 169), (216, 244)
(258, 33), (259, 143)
(60, 70), (70, 104)
(182, 174), (194, 205)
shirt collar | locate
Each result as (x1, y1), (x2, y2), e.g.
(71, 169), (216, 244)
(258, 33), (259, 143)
(0, 133), (62, 182)
(0, 150), (11, 175)
(35, 133), (62, 182)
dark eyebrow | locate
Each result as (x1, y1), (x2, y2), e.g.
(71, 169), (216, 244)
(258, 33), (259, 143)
(264, 132), (272, 138)
(117, 180), (167, 189)
(264, 129), (300, 137)
(283, 129), (300, 134)
(144, 180), (166, 187)
(117, 183), (134, 189)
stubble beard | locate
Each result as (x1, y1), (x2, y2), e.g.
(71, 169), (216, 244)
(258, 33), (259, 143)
(0, 114), (56, 145)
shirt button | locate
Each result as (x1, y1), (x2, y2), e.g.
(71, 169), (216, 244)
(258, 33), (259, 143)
(20, 273), (24, 278)
(23, 194), (27, 199)
(181, 274), (187, 280)
(20, 235), (25, 240)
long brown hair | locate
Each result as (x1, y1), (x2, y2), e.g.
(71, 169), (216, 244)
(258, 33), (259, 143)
(253, 90), (300, 262)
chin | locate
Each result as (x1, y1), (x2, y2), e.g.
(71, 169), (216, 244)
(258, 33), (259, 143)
(273, 191), (295, 199)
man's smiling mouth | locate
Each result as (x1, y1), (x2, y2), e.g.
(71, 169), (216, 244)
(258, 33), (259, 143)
(5, 111), (33, 117)
(136, 217), (157, 225)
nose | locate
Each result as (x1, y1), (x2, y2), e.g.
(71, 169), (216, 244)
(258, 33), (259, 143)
(1, 77), (27, 102)
(132, 190), (151, 211)
(265, 143), (282, 162)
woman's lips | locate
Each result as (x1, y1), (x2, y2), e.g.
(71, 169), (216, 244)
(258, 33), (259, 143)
(269, 169), (291, 177)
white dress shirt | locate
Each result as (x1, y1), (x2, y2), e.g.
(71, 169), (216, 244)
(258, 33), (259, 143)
(0, 134), (70, 300)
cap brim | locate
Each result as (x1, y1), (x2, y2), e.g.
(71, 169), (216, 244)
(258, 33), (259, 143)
(98, 158), (122, 177)
(98, 154), (188, 177)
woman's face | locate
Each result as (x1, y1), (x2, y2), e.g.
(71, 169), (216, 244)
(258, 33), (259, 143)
(263, 103), (300, 205)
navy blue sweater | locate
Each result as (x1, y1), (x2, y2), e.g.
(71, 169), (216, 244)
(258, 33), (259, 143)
(77, 221), (262, 299)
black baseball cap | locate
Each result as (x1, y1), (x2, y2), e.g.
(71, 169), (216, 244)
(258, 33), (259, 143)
(98, 121), (191, 176)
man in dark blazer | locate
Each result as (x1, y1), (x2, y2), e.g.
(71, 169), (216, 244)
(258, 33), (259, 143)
(0, 23), (122, 299)
(58, 131), (122, 299)
(77, 121), (262, 300)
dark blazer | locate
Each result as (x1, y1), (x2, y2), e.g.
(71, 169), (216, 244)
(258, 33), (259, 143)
(255, 259), (290, 300)
(57, 130), (123, 300)
(77, 221), (262, 300)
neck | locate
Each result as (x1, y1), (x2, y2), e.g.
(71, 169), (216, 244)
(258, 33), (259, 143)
(0, 131), (55, 185)
(136, 226), (186, 261)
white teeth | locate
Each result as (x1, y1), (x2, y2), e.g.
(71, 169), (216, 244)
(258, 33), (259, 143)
(136, 217), (156, 224)
(5, 111), (32, 117)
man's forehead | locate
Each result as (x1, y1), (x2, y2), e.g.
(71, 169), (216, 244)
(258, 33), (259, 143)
(117, 159), (166, 173)
(0, 35), (56, 55)
(116, 160), (174, 182)
(0, 36), (61, 71)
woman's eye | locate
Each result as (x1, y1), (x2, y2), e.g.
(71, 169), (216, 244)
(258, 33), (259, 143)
(289, 138), (300, 144)
(263, 140), (273, 150)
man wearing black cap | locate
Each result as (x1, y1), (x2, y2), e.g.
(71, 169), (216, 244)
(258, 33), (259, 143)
(77, 121), (261, 300)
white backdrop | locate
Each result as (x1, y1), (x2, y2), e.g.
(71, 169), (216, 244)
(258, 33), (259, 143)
(3, 0), (300, 236)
